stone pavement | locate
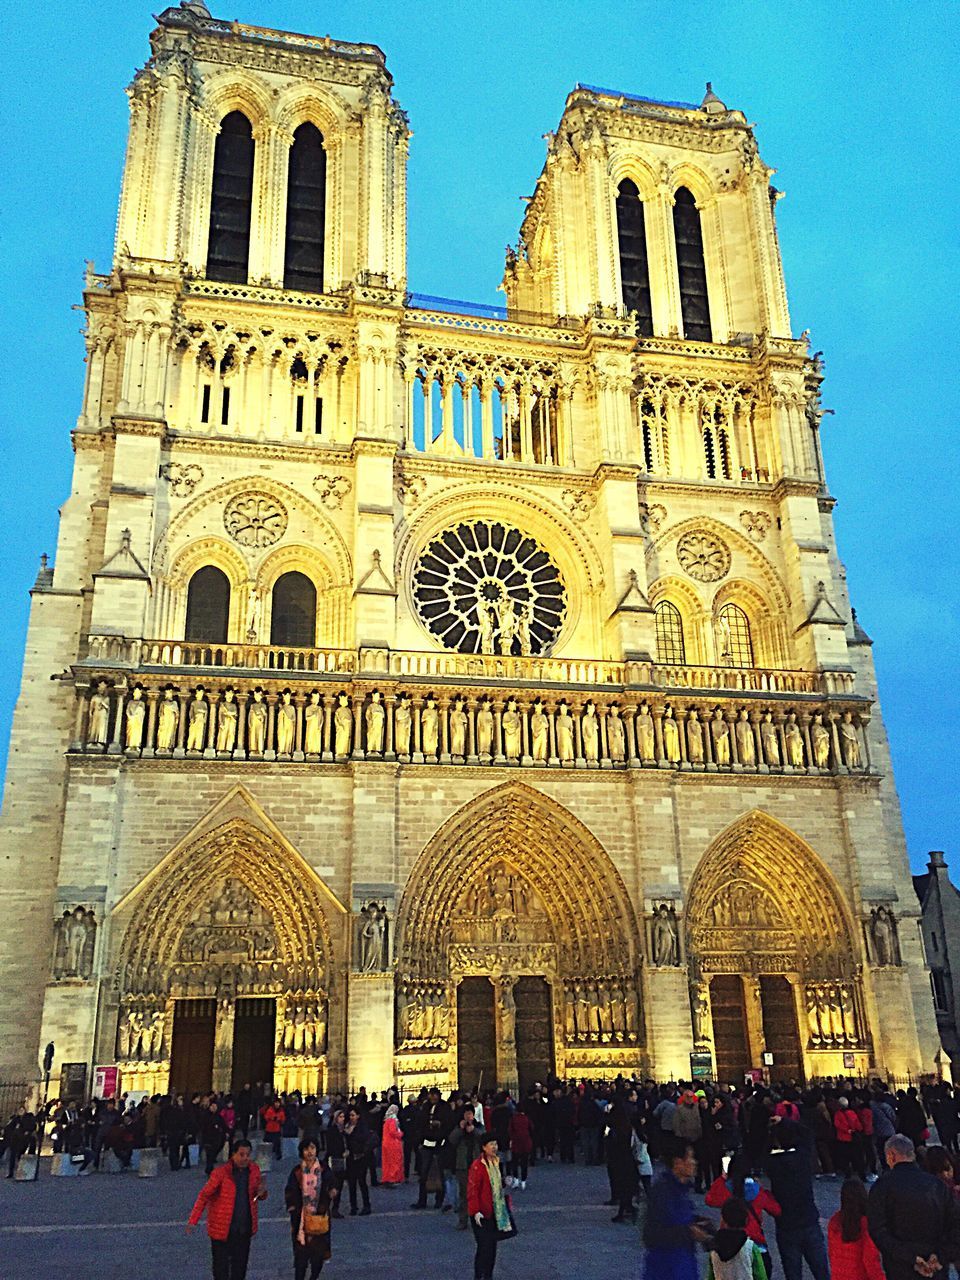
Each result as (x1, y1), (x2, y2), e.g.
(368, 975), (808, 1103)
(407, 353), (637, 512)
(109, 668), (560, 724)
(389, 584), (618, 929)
(0, 1156), (844, 1280)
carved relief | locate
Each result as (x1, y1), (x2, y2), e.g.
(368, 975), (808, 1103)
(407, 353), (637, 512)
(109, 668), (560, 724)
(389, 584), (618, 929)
(52, 906), (97, 980)
(395, 472), (427, 508)
(313, 474), (353, 510)
(677, 529), (731, 582)
(865, 906), (901, 967)
(639, 502), (667, 535)
(650, 903), (680, 967)
(161, 462), (203, 496)
(223, 491), (288, 547)
(356, 902), (389, 972)
(560, 487), (597, 521)
(739, 510), (771, 542)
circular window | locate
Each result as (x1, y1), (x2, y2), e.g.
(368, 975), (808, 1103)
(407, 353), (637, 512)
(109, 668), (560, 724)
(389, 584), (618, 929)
(412, 520), (566, 655)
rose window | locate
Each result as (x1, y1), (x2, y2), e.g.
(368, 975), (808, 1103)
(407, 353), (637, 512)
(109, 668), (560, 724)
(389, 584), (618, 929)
(676, 529), (731, 582)
(412, 520), (566, 655)
(223, 492), (288, 548)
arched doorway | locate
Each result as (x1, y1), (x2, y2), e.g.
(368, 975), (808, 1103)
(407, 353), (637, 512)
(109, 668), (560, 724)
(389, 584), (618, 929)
(112, 817), (339, 1095)
(686, 812), (867, 1084)
(395, 783), (644, 1092)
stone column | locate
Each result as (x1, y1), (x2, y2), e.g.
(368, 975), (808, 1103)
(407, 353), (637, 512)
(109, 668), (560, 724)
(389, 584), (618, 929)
(204, 690), (219, 758)
(108, 687), (125, 755)
(293, 692), (305, 761)
(439, 695), (451, 763)
(411, 695), (423, 763)
(653, 704), (667, 767)
(547, 702), (558, 766)
(212, 999), (235, 1094)
(743, 976), (765, 1069)
(493, 701), (504, 764)
(265, 691), (278, 761)
(384, 693), (396, 760)
(174, 690), (189, 756)
(321, 693), (335, 761)
(351, 695), (365, 760)
(598, 706), (610, 769)
(726, 707), (740, 770)
(799, 711), (815, 774)
(70, 688), (88, 752)
(828, 712), (846, 774)
(235, 689), (248, 760)
(520, 699), (531, 765)
(466, 697), (478, 763)
(494, 975), (518, 1092)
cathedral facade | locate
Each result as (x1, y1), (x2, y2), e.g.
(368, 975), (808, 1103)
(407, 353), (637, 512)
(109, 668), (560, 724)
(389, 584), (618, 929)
(0, 2), (938, 1099)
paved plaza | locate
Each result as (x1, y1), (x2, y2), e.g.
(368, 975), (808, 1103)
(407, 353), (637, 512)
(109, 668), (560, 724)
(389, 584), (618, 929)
(0, 1156), (844, 1280)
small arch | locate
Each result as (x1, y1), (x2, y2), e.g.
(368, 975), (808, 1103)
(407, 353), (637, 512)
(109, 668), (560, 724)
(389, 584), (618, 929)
(616, 179), (653, 336)
(185, 566), (230, 644)
(207, 111), (255, 284)
(654, 600), (686, 664)
(673, 187), (712, 342)
(271, 571), (317, 648)
(284, 122), (326, 293)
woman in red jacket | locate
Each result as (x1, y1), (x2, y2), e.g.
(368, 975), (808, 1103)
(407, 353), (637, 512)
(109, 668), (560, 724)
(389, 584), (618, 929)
(705, 1151), (781, 1276)
(467, 1134), (513, 1280)
(508, 1108), (534, 1189)
(187, 1138), (268, 1280)
(827, 1177), (883, 1280)
(833, 1098), (864, 1178)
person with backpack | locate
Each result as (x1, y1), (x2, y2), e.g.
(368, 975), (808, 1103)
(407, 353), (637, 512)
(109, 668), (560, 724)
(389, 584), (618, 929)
(708, 1197), (768, 1280)
(706, 1151), (781, 1277)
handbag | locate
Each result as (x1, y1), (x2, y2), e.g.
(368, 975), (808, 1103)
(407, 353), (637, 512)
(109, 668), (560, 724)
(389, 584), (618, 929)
(303, 1209), (330, 1236)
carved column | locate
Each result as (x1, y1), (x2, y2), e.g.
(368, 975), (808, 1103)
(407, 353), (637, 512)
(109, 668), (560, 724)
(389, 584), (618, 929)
(465, 696), (478, 763)
(859, 712), (873, 772)
(494, 975), (519, 1092)
(726, 707), (739, 770)
(743, 976), (765, 1069)
(623, 704), (639, 766)
(174, 690), (189, 756)
(520, 699), (531, 765)
(653, 704), (667, 766)
(749, 709), (764, 773)
(492, 700), (504, 764)
(547, 702), (558, 766)
(351, 694), (365, 760)
(212, 999), (235, 1095)
(439, 694), (451, 763)
(799, 712), (815, 774)
(384, 693), (396, 760)
(71, 688), (88, 752)
(321, 693), (335, 761)
(108, 686), (124, 755)
(204, 690), (219, 758)
(598, 705), (610, 768)
(265, 691), (278, 760)
(293, 692), (306, 761)
(773, 710), (788, 771)
(828, 712), (846, 774)
(411, 695), (423, 763)
(235, 689), (248, 760)
(572, 700), (584, 766)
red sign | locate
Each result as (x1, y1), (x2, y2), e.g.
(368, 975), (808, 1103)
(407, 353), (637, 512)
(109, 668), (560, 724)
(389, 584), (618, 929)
(93, 1065), (120, 1099)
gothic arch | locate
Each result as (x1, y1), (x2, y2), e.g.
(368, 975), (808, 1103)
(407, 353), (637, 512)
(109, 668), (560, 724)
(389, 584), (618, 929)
(200, 70), (273, 137)
(647, 515), (790, 619)
(647, 574), (710, 664)
(608, 153), (660, 202)
(274, 83), (353, 140)
(685, 810), (858, 980)
(667, 162), (716, 207)
(397, 782), (642, 983)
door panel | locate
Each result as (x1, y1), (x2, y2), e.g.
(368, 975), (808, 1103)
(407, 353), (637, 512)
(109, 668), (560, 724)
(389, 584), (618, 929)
(457, 978), (496, 1093)
(169, 998), (216, 1095)
(710, 975), (749, 1084)
(514, 976), (554, 1092)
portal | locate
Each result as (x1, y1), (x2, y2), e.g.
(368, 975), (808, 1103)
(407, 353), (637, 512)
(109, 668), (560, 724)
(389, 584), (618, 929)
(169, 998), (216, 1095)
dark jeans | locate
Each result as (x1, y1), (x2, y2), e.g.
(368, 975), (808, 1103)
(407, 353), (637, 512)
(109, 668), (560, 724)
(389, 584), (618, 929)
(510, 1152), (529, 1181)
(210, 1231), (251, 1280)
(581, 1126), (601, 1164)
(293, 1237), (326, 1280)
(168, 1137), (187, 1171)
(346, 1156), (370, 1211)
(267, 1132), (282, 1160)
(204, 1144), (221, 1175)
(776, 1223), (829, 1280)
(403, 1136), (416, 1178)
(415, 1149), (442, 1207)
(472, 1218), (498, 1280)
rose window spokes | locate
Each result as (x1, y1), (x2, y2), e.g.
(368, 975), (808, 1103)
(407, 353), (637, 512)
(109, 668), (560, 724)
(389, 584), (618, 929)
(676, 529), (731, 582)
(223, 492), (288, 548)
(413, 520), (567, 655)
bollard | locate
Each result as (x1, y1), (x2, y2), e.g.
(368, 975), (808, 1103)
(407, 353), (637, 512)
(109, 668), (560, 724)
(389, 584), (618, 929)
(138, 1147), (162, 1178)
(14, 1155), (39, 1181)
(51, 1153), (80, 1177)
(103, 1150), (125, 1174)
(282, 1136), (298, 1161)
(253, 1141), (273, 1174)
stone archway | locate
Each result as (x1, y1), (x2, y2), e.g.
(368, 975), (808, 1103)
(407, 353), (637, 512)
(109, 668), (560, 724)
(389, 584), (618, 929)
(395, 782), (644, 1089)
(112, 818), (342, 1095)
(685, 811), (867, 1082)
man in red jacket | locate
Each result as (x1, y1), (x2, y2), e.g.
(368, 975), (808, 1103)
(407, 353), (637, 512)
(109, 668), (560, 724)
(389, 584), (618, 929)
(187, 1138), (268, 1280)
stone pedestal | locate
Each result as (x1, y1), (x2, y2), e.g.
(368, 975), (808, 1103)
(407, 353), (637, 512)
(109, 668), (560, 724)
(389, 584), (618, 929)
(347, 973), (395, 1091)
(14, 1155), (38, 1180)
(643, 966), (694, 1080)
(103, 1150), (126, 1174)
(138, 1147), (162, 1177)
(51, 1152), (80, 1176)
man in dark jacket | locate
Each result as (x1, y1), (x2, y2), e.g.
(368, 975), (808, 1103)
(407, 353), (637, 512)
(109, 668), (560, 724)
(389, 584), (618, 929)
(445, 1105), (486, 1230)
(410, 1087), (453, 1209)
(868, 1133), (960, 1280)
(765, 1119), (829, 1280)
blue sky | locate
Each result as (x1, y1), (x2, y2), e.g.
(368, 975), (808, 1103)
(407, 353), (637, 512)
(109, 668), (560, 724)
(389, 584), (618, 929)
(1, 2), (957, 873)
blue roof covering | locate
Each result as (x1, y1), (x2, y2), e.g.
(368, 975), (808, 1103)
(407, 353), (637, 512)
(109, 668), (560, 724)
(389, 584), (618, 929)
(576, 83), (698, 111)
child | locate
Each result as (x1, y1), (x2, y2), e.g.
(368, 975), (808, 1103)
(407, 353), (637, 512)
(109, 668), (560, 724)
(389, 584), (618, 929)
(827, 1177), (884, 1280)
(705, 1151), (780, 1277)
(708, 1198), (768, 1280)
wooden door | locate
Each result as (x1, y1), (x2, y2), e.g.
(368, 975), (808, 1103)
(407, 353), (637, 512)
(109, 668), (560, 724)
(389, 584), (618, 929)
(760, 975), (804, 1084)
(514, 976), (554, 1092)
(232, 998), (276, 1092)
(169, 999), (215, 1095)
(457, 978), (496, 1093)
(709, 975), (749, 1084)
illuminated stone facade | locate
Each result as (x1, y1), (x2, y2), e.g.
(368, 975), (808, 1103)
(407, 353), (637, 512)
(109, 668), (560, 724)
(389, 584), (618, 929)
(0, 3), (938, 1096)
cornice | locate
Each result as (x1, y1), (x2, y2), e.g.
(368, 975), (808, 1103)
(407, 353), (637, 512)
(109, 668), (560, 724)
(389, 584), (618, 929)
(165, 432), (353, 465)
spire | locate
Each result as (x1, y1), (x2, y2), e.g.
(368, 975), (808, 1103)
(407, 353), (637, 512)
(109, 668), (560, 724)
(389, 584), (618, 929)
(700, 82), (727, 115)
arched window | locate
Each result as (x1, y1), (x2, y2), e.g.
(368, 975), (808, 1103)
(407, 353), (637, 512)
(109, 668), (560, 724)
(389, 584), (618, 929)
(271, 571), (317, 647)
(207, 112), (255, 284)
(673, 187), (712, 341)
(616, 180), (653, 336)
(185, 566), (230, 643)
(284, 122), (326, 292)
(655, 601), (686, 664)
(716, 603), (753, 667)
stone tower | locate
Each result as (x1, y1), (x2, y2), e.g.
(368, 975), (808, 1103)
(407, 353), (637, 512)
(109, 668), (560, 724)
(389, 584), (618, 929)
(0, 6), (938, 1098)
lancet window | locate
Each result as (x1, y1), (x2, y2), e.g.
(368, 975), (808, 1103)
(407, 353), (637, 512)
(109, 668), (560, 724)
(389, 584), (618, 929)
(284, 123), (326, 293)
(185, 566), (230, 644)
(271, 572), (317, 648)
(616, 180), (653, 336)
(206, 112), (255, 284)
(673, 187), (712, 342)
(716, 603), (753, 667)
(655, 601), (686, 665)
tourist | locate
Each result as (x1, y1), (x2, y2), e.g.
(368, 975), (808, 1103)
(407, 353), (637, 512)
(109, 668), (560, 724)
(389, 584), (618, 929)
(187, 1137), (268, 1280)
(380, 1103), (404, 1186)
(467, 1133), (515, 1280)
(924, 1146), (960, 1201)
(607, 1098), (640, 1224)
(202, 1099), (228, 1175)
(508, 1103), (534, 1189)
(3, 1105), (36, 1178)
(765, 1119), (830, 1280)
(235, 1084), (253, 1139)
(707, 1196), (768, 1280)
(411, 1086), (452, 1209)
(895, 1089), (929, 1150)
(643, 1139), (712, 1280)
(867, 1133), (960, 1280)
(448, 1104), (487, 1230)
(285, 1137), (336, 1280)
(706, 1150), (781, 1277)
(835, 1098), (865, 1179)
(344, 1105), (372, 1215)
(828, 1178), (884, 1280)
(400, 1095), (420, 1178)
(325, 1110), (347, 1217)
(262, 1095), (286, 1161)
(870, 1089), (897, 1175)
(673, 1091), (704, 1188)
(166, 1095), (190, 1171)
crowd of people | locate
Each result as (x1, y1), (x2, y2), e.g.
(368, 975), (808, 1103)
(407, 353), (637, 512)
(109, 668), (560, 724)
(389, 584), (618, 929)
(3, 1074), (960, 1280)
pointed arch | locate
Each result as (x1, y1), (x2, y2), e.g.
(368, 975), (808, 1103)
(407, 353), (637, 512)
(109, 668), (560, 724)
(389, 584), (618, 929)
(397, 782), (642, 983)
(685, 810), (858, 979)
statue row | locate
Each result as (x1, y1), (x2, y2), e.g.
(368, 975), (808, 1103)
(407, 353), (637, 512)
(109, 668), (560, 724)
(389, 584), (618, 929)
(561, 978), (642, 1043)
(162, 961), (322, 999)
(82, 680), (870, 772)
(805, 981), (862, 1047)
(396, 983), (452, 1045)
(276, 1001), (328, 1058)
(117, 1005), (166, 1062)
(52, 906), (97, 980)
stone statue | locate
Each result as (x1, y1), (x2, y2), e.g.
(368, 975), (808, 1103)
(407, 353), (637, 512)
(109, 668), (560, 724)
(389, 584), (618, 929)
(686, 709), (704, 763)
(811, 713), (830, 768)
(358, 903), (387, 972)
(662, 707), (681, 763)
(564, 985), (576, 1039)
(449, 698), (467, 757)
(623, 984), (639, 1038)
(276, 690), (296, 755)
(870, 907), (898, 966)
(476, 700), (494, 757)
(394, 696), (412, 756)
(636, 703), (655, 762)
(556, 703), (574, 762)
(710, 708), (730, 765)
(365, 691), (385, 754)
(805, 986), (821, 1044)
(246, 586), (261, 641)
(186, 688), (208, 752)
(574, 980), (592, 1040)
(87, 681), (111, 747)
(608, 706), (626, 762)
(478, 603), (496, 656)
(760, 711), (780, 765)
(530, 701), (548, 761)
(784, 712), (804, 767)
(156, 687), (179, 751)
(839, 711), (861, 768)
(652, 904), (679, 966)
(421, 697), (439, 756)
(498, 596), (517, 656)
(216, 688), (238, 754)
(581, 703), (599, 761)
(124, 685), (146, 750)
(502, 698), (521, 759)
(497, 978), (517, 1046)
(692, 984), (711, 1046)
(517, 604), (532, 657)
(609, 980), (626, 1037)
(596, 980), (613, 1039)
(247, 688), (267, 754)
(54, 906), (96, 979)
(334, 693), (353, 756)
(736, 709), (755, 765)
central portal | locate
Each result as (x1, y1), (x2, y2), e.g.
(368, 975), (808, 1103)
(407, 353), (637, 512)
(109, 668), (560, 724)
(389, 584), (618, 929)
(457, 977), (496, 1091)
(169, 998), (216, 1094)
(232, 997), (276, 1091)
(514, 976), (554, 1090)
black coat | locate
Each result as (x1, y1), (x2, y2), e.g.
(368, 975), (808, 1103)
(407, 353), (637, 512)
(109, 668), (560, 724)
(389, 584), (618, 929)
(867, 1161), (960, 1280)
(285, 1161), (335, 1259)
(765, 1136), (819, 1232)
